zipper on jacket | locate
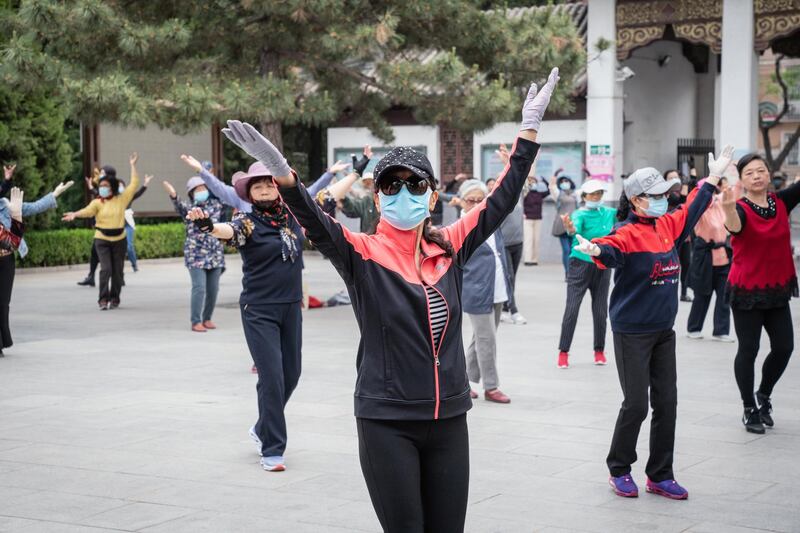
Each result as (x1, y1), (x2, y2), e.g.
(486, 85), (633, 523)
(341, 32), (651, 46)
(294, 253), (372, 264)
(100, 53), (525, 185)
(422, 281), (443, 420)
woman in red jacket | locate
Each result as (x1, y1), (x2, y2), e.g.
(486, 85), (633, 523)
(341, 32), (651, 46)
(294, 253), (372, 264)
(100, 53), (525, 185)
(221, 68), (559, 533)
(723, 154), (799, 434)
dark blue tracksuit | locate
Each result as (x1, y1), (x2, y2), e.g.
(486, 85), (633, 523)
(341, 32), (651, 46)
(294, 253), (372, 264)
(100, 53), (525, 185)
(229, 209), (304, 457)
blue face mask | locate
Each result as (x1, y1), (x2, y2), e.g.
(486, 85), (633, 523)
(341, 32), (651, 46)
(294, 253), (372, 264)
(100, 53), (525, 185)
(559, 182), (571, 191)
(535, 182), (548, 193)
(378, 187), (432, 231)
(584, 200), (602, 209)
(643, 197), (668, 217)
(193, 190), (209, 204)
(98, 186), (111, 198)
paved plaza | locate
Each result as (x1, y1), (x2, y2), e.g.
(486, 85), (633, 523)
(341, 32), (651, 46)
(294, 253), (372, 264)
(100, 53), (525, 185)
(0, 253), (799, 533)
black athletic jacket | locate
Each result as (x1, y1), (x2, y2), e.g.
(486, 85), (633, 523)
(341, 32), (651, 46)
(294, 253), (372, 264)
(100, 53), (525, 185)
(280, 138), (539, 420)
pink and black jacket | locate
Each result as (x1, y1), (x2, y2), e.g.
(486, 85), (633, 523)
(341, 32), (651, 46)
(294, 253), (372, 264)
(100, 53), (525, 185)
(280, 138), (539, 420)
(592, 182), (715, 334)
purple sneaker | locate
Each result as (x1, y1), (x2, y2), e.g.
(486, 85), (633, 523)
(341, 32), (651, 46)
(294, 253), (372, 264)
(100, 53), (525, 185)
(646, 478), (688, 500)
(609, 475), (638, 497)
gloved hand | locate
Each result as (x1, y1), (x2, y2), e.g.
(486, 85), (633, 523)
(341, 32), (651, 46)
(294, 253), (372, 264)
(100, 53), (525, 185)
(222, 120), (292, 178)
(9, 187), (23, 221)
(521, 67), (560, 132)
(186, 207), (214, 233)
(574, 234), (600, 257)
(53, 181), (74, 198)
(708, 145), (735, 178)
(352, 153), (370, 176)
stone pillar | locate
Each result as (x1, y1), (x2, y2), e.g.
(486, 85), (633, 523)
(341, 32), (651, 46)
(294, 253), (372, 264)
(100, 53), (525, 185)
(586, 0), (624, 195)
(718, 0), (758, 153)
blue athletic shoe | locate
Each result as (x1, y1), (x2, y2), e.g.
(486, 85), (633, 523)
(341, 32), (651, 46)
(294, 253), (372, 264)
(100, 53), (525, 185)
(609, 475), (638, 497)
(260, 455), (286, 472)
(646, 478), (688, 500)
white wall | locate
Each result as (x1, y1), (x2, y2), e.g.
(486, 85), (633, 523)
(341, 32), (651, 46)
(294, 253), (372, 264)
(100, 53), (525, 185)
(622, 40), (698, 174)
(326, 125), (440, 178)
(99, 123), (213, 214)
(472, 120), (587, 180)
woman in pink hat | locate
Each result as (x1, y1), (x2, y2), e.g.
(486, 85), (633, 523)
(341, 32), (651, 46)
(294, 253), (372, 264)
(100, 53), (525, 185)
(186, 161), (304, 472)
(163, 177), (225, 332)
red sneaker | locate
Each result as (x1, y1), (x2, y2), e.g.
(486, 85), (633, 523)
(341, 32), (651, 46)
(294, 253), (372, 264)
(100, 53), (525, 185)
(558, 351), (569, 369)
(251, 364), (258, 374)
(594, 351), (607, 365)
(202, 320), (217, 330)
(484, 388), (510, 404)
(191, 323), (207, 333)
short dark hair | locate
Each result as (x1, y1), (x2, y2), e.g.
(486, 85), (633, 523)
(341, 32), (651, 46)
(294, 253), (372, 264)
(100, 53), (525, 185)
(246, 176), (274, 199)
(736, 153), (769, 176)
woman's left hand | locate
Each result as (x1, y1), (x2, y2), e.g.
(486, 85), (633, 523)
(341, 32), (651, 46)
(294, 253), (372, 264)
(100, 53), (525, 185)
(708, 145), (734, 178)
(53, 181), (74, 198)
(8, 187), (23, 221)
(520, 67), (560, 132)
(129, 152), (139, 166)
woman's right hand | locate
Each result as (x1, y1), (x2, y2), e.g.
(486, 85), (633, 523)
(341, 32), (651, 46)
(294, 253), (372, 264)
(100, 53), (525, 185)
(574, 234), (600, 257)
(221, 120), (295, 186)
(721, 180), (743, 212)
(4, 164), (16, 181)
(561, 214), (576, 235)
(186, 207), (214, 232)
(180, 154), (203, 172)
(520, 67), (560, 133)
(162, 181), (177, 198)
(62, 212), (77, 222)
(8, 187), (23, 221)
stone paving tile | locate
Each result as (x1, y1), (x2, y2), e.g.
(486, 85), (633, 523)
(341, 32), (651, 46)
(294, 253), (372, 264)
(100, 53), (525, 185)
(2, 256), (798, 532)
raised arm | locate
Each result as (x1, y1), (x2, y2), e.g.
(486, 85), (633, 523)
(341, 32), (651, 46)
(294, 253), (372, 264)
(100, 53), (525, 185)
(163, 181), (190, 219)
(442, 68), (559, 261)
(118, 153), (141, 205)
(0, 188), (25, 251)
(1, 164), (15, 198)
(180, 154), (250, 212)
(307, 157), (352, 197)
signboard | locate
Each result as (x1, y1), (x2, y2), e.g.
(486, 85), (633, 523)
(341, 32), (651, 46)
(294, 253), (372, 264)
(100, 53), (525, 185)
(586, 154), (615, 183)
(590, 144), (611, 156)
(481, 143), (584, 184)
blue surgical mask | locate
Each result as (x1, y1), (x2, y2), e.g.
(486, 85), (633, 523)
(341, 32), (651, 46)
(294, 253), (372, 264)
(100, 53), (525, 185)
(378, 187), (432, 231)
(98, 186), (111, 198)
(584, 200), (602, 209)
(535, 182), (548, 193)
(559, 182), (571, 191)
(193, 190), (209, 204)
(643, 197), (668, 217)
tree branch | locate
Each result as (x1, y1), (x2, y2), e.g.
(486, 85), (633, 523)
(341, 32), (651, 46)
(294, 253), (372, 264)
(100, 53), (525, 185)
(279, 50), (395, 97)
(772, 54), (791, 126)
(773, 122), (800, 170)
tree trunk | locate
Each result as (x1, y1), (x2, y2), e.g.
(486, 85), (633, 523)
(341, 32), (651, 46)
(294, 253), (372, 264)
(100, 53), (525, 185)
(259, 48), (284, 152)
(308, 125), (324, 180)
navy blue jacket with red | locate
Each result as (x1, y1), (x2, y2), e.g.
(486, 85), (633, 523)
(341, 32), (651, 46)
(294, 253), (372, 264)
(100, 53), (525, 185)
(280, 138), (539, 421)
(592, 182), (715, 334)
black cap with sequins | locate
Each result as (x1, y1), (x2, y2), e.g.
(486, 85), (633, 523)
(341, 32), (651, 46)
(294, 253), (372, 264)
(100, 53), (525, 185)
(374, 147), (436, 187)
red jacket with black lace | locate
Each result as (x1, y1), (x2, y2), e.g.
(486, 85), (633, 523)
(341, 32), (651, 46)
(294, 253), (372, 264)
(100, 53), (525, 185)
(280, 138), (539, 420)
(0, 219), (24, 257)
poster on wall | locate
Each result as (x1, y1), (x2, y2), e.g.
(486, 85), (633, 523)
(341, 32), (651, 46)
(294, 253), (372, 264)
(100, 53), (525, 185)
(481, 143), (584, 184)
(333, 146), (428, 175)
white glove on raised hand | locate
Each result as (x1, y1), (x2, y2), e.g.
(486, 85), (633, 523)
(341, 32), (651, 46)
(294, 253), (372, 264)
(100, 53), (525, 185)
(708, 145), (735, 178)
(222, 120), (292, 177)
(574, 234), (600, 257)
(521, 67), (560, 132)
(9, 187), (23, 221)
(53, 180), (74, 198)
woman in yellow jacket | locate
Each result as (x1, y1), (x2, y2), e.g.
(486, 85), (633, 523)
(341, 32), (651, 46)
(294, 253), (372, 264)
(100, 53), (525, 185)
(63, 153), (140, 310)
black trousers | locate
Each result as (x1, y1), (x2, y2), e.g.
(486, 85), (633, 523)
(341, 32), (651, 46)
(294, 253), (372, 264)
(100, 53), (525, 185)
(88, 241), (99, 278)
(502, 243), (523, 314)
(241, 302), (302, 457)
(732, 304), (794, 408)
(0, 254), (15, 349)
(687, 265), (731, 336)
(94, 238), (126, 303)
(607, 330), (677, 482)
(558, 258), (611, 352)
(357, 414), (469, 533)
(678, 240), (691, 297)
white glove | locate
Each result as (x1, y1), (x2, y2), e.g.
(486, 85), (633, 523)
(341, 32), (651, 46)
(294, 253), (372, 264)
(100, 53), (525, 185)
(574, 234), (600, 257)
(521, 67), (560, 132)
(708, 145), (735, 178)
(9, 187), (23, 221)
(222, 120), (292, 177)
(53, 180), (74, 198)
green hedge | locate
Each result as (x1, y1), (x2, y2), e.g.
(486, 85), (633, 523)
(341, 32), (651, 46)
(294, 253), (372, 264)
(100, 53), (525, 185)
(19, 222), (187, 268)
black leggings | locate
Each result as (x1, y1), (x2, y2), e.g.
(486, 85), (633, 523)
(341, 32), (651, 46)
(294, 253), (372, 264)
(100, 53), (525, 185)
(678, 240), (691, 297)
(732, 305), (794, 408)
(357, 415), (469, 533)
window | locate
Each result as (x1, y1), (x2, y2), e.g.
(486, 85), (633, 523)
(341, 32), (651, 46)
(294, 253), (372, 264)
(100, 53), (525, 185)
(333, 146), (428, 175)
(480, 143), (585, 184)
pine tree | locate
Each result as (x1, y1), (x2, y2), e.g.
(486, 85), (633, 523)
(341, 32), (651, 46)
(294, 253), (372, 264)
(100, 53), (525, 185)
(1, 0), (584, 149)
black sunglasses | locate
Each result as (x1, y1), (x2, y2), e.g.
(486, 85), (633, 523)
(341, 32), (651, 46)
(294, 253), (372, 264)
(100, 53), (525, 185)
(378, 175), (431, 196)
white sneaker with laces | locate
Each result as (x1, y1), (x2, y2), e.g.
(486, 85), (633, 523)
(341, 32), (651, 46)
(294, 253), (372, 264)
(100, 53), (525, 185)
(511, 312), (527, 325)
(500, 312), (514, 324)
(261, 456), (286, 472)
(712, 334), (736, 343)
(686, 331), (703, 339)
(249, 426), (262, 456)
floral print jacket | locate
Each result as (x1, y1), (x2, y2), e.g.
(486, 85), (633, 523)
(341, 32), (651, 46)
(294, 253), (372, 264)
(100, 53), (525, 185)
(172, 196), (225, 270)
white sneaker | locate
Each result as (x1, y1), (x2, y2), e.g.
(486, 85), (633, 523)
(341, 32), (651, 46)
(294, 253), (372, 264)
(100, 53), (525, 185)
(500, 312), (514, 324)
(249, 426), (262, 456)
(260, 455), (286, 472)
(511, 312), (527, 325)
(712, 334), (736, 343)
(686, 331), (703, 339)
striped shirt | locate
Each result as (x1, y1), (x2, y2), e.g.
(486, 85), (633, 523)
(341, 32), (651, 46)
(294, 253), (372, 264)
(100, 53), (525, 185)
(425, 285), (448, 350)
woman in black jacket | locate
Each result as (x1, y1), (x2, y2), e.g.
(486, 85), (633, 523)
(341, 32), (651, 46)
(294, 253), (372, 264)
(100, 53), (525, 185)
(219, 68), (559, 533)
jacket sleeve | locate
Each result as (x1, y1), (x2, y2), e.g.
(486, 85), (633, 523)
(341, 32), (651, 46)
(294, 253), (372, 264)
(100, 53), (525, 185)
(280, 178), (363, 283)
(442, 137), (539, 262)
(200, 169), (250, 212)
(22, 193), (57, 216)
(170, 196), (189, 219)
(131, 185), (147, 202)
(592, 224), (631, 270)
(662, 181), (715, 244)
(0, 219), (24, 251)
(777, 180), (800, 212)
(118, 167), (140, 205)
(74, 199), (101, 219)
(306, 171), (334, 197)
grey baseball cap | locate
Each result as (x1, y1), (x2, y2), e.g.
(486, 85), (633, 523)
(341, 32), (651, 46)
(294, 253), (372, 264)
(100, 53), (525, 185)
(623, 167), (680, 199)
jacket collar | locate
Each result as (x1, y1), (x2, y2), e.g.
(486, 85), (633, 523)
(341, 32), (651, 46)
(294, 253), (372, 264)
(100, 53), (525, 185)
(627, 210), (657, 226)
(374, 219), (447, 258)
